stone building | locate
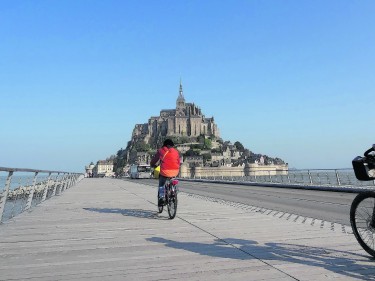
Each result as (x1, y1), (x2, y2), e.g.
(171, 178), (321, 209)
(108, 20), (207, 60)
(131, 82), (220, 146)
(184, 156), (204, 167)
(136, 152), (151, 164)
(85, 162), (95, 177)
(93, 160), (114, 177)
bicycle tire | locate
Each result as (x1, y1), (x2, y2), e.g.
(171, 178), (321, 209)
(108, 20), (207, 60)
(157, 192), (163, 213)
(350, 191), (375, 257)
(158, 204), (163, 213)
(167, 189), (177, 219)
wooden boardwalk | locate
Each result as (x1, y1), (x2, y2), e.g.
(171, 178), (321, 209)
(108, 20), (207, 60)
(0, 178), (374, 281)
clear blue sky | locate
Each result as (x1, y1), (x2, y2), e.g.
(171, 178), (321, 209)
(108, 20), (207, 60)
(1, 1), (374, 172)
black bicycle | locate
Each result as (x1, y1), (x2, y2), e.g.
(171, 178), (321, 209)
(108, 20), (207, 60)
(157, 178), (178, 219)
(350, 145), (375, 257)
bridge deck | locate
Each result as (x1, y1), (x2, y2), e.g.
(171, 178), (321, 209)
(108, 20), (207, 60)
(0, 178), (373, 281)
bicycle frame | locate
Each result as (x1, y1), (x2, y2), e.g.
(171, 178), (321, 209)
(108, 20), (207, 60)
(165, 179), (178, 198)
(158, 178), (178, 219)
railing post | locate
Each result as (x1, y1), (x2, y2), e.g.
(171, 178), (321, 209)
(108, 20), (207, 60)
(52, 173), (60, 196)
(70, 175), (76, 188)
(0, 171), (13, 222)
(308, 170), (313, 185)
(60, 173), (68, 193)
(73, 175), (77, 185)
(25, 172), (38, 211)
(64, 174), (70, 191)
(66, 174), (72, 189)
(335, 170), (341, 186)
(42, 173), (52, 202)
(75, 174), (79, 185)
(316, 172), (321, 185)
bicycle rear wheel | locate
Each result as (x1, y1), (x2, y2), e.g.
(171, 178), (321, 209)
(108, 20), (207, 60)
(350, 191), (375, 257)
(167, 189), (177, 219)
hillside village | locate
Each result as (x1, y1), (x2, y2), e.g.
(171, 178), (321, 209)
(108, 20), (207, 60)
(86, 83), (287, 177)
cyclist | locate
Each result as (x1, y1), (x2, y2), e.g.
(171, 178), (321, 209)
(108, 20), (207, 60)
(150, 139), (181, 205)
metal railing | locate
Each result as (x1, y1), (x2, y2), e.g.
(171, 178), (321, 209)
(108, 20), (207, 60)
(181, 168), (375, 189)
(0, 167), (84, 223)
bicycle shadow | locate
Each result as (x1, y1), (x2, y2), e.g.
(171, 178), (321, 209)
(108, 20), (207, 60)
(83, 207), (169, 220)
(147, 237), (375, 280)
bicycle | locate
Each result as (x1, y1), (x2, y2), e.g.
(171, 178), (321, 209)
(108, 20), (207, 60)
(157, 178), (178, 219)
(350, 145), (375, 257)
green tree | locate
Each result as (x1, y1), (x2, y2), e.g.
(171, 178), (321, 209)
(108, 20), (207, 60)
(180, 136), (190, 144)
(202, 153), (212, 163)
(113, 149), (126, 174)
(185, 149), (201, 156)
(234, 141), (245, 152)
(107, 155), (116, 161)
(242, 149), (251, 158)
(191, 143), (204, 150)
(204, 138), (212, 149)
(197, 134), (206, 144)
(134, 141), (151, 152)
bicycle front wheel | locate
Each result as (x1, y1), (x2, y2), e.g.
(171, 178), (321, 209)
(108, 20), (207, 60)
(167, 191), (177, 219)
(350, 191), (375, 257)
(157, 193), (163, 213)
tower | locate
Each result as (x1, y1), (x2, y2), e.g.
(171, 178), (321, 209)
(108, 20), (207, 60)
(176, 80), (185, 116)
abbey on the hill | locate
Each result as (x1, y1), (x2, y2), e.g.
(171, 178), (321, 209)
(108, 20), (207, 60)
(132, 82), (220, 145)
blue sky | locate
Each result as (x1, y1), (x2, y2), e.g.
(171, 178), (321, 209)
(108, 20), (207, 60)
(0, 1), (374, 172)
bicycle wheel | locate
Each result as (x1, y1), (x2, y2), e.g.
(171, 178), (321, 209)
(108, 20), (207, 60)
(350, 191), (375, 257)
(157, 192), (163, 213)
(167, 188), (177, 219)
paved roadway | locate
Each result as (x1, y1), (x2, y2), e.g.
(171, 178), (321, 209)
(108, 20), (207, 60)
(0, 178), (374, 281)
(140, 178), (358, 226)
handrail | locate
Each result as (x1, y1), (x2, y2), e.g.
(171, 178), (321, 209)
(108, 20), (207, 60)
(0, 166), (84, 224)
(0, 167), (80, 174)
(181, 167), (375, 188)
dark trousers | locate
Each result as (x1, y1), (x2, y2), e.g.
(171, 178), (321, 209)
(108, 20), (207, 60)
(158, 175), (168, 187)
(158, 175), (168, 198)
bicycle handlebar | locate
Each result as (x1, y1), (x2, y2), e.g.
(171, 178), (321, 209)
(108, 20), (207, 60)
(364, 146), (375, 157)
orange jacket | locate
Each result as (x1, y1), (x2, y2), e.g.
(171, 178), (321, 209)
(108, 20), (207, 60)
(151, 146), (180, 177)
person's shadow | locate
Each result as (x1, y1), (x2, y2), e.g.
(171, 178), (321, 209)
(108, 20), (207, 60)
(83, 207), (169, 220)
(147, 237), (375, 280)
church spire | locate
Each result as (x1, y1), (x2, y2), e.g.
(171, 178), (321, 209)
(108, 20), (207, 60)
(176, 80), (185, 115)
(177, 79), (185, 103)
(178, 79), (184, 99)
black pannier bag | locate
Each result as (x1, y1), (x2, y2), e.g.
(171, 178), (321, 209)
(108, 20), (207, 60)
(352, 156), (375, 181)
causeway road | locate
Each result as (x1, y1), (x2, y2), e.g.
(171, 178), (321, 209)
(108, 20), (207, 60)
(139, 178), (357, 225)
(0, 178), (373, 281)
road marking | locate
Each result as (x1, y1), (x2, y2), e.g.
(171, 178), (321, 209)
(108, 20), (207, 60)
(184, 192), (352, 235)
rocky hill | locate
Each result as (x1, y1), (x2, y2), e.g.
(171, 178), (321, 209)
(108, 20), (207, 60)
(111, 83), (286, 175)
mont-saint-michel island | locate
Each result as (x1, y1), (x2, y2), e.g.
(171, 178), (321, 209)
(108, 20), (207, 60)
(86, 82), (288, 178)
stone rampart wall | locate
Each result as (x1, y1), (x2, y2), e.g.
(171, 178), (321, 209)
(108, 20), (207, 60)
(179, 163), (288, 178)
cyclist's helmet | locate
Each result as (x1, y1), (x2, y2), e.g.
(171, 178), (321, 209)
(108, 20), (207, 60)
(163, 139), (174, 147)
